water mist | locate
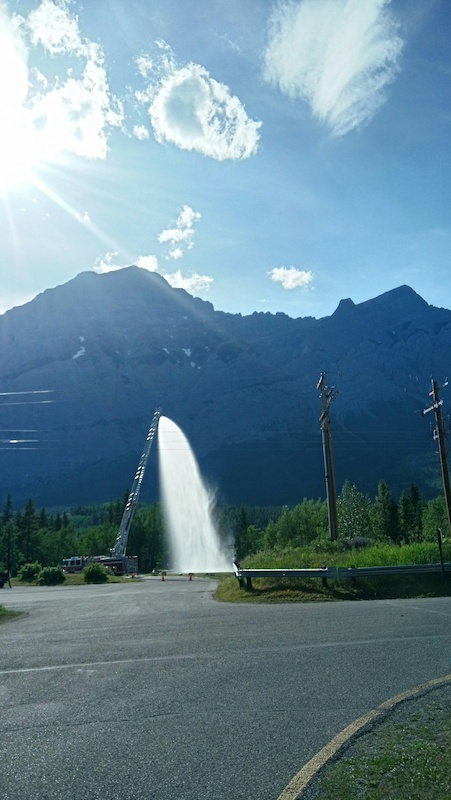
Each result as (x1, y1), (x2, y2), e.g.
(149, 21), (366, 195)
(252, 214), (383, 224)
(158, 416), (232, 572)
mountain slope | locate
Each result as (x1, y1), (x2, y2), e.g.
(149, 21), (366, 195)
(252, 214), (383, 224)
(0, 268), (449, 506)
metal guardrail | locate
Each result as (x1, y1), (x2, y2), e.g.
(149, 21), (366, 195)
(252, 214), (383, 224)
(233, 562), (451, 590)
(338, 564), (451, 578)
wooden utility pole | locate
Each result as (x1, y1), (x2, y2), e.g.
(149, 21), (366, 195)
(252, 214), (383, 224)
(317, 373), (339, 541)
(423, 378), (451, 537)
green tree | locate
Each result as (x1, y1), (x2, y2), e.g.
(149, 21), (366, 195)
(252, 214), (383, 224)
(128, 504), (166, 572)
(263, 520), (279, 550)
(337, 481), (371, 539)
(422, 495), (449, 541)
(398, 484), (424, 543)
(0, 520), (17, 574)
(371, 480), (400, 543)
(18, 499), (38, 563)
(234, 507), (250, 560)
(2, 494), (13, 525)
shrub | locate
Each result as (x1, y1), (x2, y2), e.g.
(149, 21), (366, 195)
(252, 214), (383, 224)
(37, 566), (66, 586)
(83, 562), (109, 584)
(18, 561), (43, 582)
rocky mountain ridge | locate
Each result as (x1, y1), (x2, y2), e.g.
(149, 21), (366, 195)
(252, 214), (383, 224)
(0, 267), (449, 507)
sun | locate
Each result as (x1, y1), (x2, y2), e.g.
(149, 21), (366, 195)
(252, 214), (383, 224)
(0, 21), (40, 192)
(0, 112), (40, 192)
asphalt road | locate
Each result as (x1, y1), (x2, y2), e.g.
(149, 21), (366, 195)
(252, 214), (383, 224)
(1, 578), (451, 799)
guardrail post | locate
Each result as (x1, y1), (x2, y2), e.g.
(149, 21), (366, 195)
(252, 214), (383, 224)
(246, 576), (253, 591)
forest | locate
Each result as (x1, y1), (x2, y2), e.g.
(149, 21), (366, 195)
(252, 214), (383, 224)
(0, 479), (449, 576)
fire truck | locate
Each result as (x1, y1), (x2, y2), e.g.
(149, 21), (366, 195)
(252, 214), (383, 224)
(62, 554), (138, 576)
(62, 408), (161, 577)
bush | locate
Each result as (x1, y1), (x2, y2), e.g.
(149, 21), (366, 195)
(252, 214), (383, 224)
(37, 566), (66, 586)
(18, 561), (43, 582)
(83, 562), (109, 584)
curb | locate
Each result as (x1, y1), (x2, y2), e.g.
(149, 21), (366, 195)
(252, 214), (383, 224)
(277, 672), (451, 800)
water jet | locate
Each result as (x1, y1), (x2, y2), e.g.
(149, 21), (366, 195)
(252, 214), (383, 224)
(158, 416), (232, 573)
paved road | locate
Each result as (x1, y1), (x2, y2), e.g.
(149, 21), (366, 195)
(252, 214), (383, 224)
(1, 579), (450, 799)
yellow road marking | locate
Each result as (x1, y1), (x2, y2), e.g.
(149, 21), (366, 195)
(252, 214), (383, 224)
(277, 672), (451, 800)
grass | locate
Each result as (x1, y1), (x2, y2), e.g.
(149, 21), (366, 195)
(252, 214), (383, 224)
(216, 541), (451, 603)
(241, 541), (451, 570)
(0, 602), (23, 622)
(310, 688), (451, 800)
(216, 573), (451, 603)
(9, 572), (134, 587)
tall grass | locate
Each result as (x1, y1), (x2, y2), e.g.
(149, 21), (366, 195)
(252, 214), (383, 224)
(242, 540), (451, 570)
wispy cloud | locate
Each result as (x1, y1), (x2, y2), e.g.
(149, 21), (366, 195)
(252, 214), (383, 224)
(269, 266), (314, 290)
(263, 0), (404, 136)
(158, 205), (201, 259)
(135, 41), (261, 160)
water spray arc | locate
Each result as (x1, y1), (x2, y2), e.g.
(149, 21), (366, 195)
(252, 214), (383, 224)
(158, 416), (231, 573)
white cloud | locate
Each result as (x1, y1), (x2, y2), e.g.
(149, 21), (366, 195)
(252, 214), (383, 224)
(169, 247), (183, 260)
(2, 0), (125, 165)
(136, 55), (154, 79)
(136, 254), (159, 272)
(269, 267), (314, 290)
(132, 124), (149, 140)
(92, 250), (213, 295)
(158, 204), (201, 259)
(26, 0), (83, 55)
(27, 0), (124, 160)
(0, 4), (35, 187)
(263, 0), (404, 136)
(164, 270), (214, 293)
(75, 210), (91, 224)
(136, 42), (261, 160)
(93, 252), (123, 274)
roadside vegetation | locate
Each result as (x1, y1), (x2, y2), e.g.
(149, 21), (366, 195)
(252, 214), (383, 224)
(0, 479), (450, 604)
(310, 686), (451, 800)
(217, 480), (451, 602)
(0, 603), (23, 622)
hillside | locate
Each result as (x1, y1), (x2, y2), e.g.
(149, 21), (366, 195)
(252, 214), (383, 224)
(0, 267), (449, 506)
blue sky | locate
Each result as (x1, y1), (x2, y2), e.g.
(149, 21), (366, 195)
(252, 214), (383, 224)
(0, 0), (449, 319)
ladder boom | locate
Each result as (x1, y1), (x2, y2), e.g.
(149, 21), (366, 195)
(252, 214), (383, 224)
(111, 407), (161, 558)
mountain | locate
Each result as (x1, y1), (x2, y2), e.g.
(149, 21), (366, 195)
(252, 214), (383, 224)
(0, 267), (450, 508)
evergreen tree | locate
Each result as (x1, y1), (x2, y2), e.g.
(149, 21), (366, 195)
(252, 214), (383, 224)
(2, 494), (13, 525)
(371, 480), (400, 543)
(0, 520), (17, 574)
(398, 484), (424, 543)
(18, 499), (38, 563)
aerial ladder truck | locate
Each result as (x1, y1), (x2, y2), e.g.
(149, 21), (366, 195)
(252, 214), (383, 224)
(63, 407), (161, 576)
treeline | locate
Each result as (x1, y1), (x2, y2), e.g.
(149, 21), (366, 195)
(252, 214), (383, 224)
(233, 481), (449, 560)
(0, 495), (167, 575)
(0, 480), (449, 575)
